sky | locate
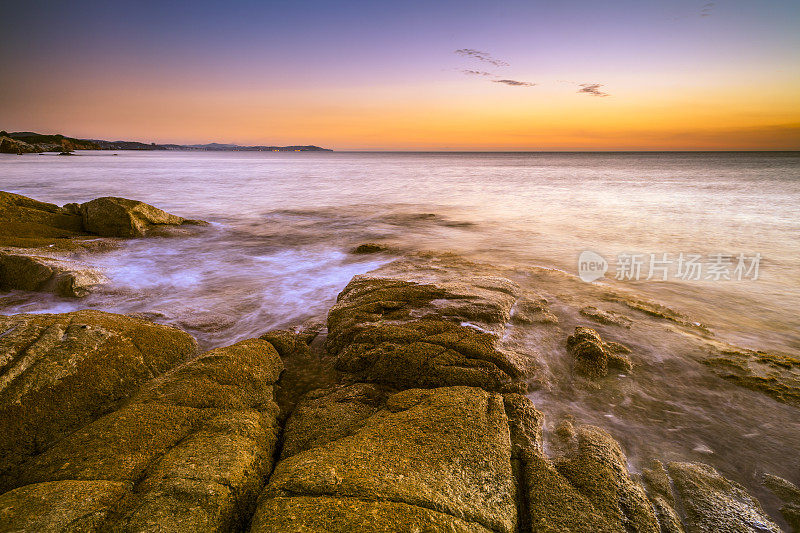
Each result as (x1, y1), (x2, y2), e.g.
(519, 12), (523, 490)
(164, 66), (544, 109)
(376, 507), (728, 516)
(1, 0), (799, 150)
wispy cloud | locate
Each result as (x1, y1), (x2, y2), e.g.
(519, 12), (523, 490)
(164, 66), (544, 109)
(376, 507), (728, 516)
(454, 48), (509, 68)
(461, 69), (493, 77)
(493, 79), (536, 87)
(701, 1), (714, 16)
(578, 83), (609, 97)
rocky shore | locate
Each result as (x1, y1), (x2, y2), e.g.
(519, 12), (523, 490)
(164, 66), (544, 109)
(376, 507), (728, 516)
(0, 192), (798, 532)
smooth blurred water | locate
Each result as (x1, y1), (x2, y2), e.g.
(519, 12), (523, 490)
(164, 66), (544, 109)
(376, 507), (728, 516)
(1, 150), (798, 352)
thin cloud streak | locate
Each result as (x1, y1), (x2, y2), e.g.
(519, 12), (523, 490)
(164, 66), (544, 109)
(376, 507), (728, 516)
(461, 69), (493, 77)
(578, 83), (610, 97)
(493, 79), (536, 87)
(454, 48), (509, 67)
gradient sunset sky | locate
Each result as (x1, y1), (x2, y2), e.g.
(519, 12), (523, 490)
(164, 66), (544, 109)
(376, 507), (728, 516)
(2, 0), (798, 150)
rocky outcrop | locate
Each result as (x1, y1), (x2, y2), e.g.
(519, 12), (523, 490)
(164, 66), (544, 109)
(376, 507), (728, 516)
(72, 196), (208, 238)
(567, 326), (633, 378)
(0, 137), (39, 154)
(0, 133), (100, 154)
(0, 311), (197, 491)
(0, 191), (85, 249)
(0, 337), (283, 532)
(0, 191), (208, 296)
(326, 273), (534, 392)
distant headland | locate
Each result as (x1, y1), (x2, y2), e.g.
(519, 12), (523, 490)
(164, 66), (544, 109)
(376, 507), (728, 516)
(0, 130), (332, 154)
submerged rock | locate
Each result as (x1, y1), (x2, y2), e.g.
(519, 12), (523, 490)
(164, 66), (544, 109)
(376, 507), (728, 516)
(669, 462), (780, 532)
(351, 242), (389, 254)
(579, 305), (632, 328)
(511, 295), (559, 324)
(763, 473), (800, 531)
(567, 326), (633, 378)
(703, 347), (800, 406)
(0, 310), (197, 490)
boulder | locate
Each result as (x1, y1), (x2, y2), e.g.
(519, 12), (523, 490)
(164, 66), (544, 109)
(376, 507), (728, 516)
(0, 191), (84, 248)
(250, 386), (517, 533)
(326, 274), (534, 392)
(351, 242), (388, 254)
(1, 338), (284, 532)
(668, 462), (780, 532)
(76, 196), (207, 237)
(566, 326), (632, 378)
(0, 310), (197, 490)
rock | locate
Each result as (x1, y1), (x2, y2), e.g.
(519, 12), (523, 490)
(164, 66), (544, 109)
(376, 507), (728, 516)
(0, 480), (130, 532)
(567, 326), (633, 378)
(0, 137), (38, 154)
(0, 310), (197, 490)
(250, 496), (495, 532)
(77, 196), (207, 238)
(325, 274), (534, 392)
(579, 306), (632, 328)
(642, 460), (685, 533)
(0, 252), (107, 297)
(549, 425), (660, 532)
(3, 338), (284, 532)
(668, 462), (780, 532)
(763, 473), (800, 532)
(0, 191), (85, 248)
(351, 242), (388, 254)
(702, 348), (800, 406)
(511, 295), (559, 324)
(250, 386), (517, 533)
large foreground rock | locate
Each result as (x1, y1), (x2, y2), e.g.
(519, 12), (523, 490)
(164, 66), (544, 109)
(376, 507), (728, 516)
(0, 310), (197, 490)
(0, 338), (284, 532)
(251, 385), (516, 533)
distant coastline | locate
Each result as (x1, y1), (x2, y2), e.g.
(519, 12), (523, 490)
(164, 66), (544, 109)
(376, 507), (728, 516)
(0, 130), (332, 154)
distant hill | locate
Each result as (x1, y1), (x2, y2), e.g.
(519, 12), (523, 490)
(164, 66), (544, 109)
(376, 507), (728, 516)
(0, 130), (332, 153)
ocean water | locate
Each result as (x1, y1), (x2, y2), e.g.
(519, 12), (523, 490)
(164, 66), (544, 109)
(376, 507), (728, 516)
(1, 150), (799, 523)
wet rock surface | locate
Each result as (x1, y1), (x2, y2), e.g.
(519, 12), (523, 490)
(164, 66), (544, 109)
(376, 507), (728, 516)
(566, 326), (633, 378)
